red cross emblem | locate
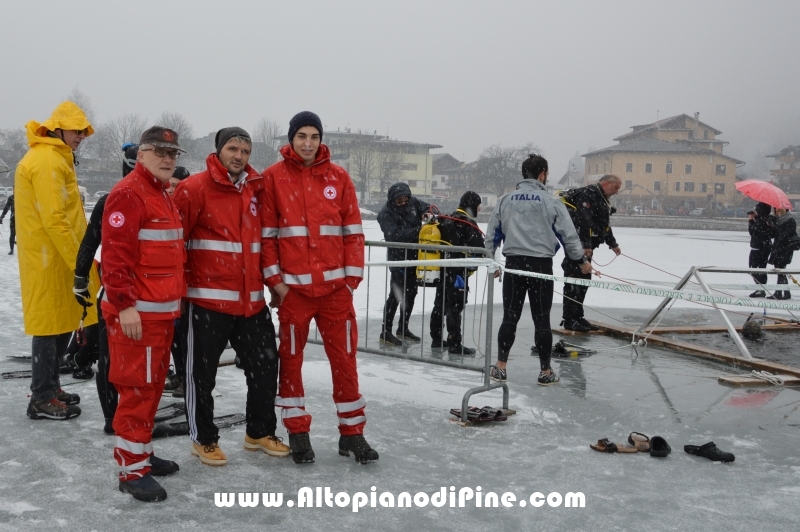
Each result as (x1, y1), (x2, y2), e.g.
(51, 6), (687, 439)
(109, 211), (125, 228)
(323, 186), (337, 200)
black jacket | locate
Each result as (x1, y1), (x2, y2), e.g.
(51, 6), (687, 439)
(769, 213), (797, 267)
(440, 209), (485, 260)
(561, 184), (618, 250)
(377, 183), (430, 263)
(75, 194), (107, 278)
(0, 195), (13, 220)
(748, 202), (774, 250)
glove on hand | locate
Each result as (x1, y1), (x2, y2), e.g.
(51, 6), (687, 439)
(73, 274), (93, 308)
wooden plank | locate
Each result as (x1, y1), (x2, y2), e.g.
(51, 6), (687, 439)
(645, 323), (800, 334)
(589, 321), (800, 378)
(718, 374), (800, 387)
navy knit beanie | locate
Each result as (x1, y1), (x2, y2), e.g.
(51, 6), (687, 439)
(288, 111), (323, 142)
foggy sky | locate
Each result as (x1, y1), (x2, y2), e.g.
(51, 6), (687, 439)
(1, 0), (798, 178)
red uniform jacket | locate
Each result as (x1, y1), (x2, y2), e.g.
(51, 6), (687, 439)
(261, 144), (364, 298)
(173, 154), (266, 317)
(101, 163), (185, 320)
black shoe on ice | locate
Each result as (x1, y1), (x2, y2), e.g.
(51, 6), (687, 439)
(149, 455), (180, 476)
(289, 432), (315, 464)
(119, 473), (167, 502)
(379, 331), (403, 346)
(396, 328), (421, 343)
(338, 435), (379, 464)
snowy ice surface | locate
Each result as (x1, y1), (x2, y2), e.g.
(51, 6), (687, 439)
(1, 225), (799, 531)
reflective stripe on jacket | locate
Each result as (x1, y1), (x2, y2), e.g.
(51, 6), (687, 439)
(261, 144), (365, 298)
(101, 163), (185, 320)
(173, 154), (266, 316)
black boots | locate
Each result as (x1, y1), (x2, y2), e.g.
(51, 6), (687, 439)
(119, 474), (167, 502)
(339, 434), (379, 464)
(289, 432), (315, 464)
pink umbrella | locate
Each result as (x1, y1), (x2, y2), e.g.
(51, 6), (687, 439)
(735, 180), (792, 210)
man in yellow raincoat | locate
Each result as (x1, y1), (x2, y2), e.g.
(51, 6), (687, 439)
(14, 101), (100, 420)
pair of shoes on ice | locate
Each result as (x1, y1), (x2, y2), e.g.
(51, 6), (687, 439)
(27, 393), (81, 420)
(192, 435), (292, 466)
(287, 432), (379, 465)
(591, 432), (670, 457)
(561, 318), (599, 333)
(118, 455), (180, 502)
(381, 328), (421, 346)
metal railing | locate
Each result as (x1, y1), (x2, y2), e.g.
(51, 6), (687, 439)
(308, 240), (509, 422)
(635, 265), (800, 360)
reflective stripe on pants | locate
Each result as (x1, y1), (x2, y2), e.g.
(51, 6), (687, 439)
(276, 285), (364, 435)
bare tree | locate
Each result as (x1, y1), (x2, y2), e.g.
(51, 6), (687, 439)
(65, 88), (96, 124)
(251, 117), (284, 170)
(375, 143), (404, 197)
(65, 88), (96, 158)
(157, 112), (194, 143)
(88, 114), (148, 172)
(0, 128), (28, 176)
(347, 130), (383, 203)
(472, 142), (541, 195)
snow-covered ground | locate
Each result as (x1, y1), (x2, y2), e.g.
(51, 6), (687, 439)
(1, 225), (799, 530)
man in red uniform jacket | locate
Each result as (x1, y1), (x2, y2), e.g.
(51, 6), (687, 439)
(102, 127), (186, 502)
(173, 127), (289, 467)
(262, 111), (378, 464)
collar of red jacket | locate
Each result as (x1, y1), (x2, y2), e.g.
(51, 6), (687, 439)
(133, 162), (168, 191)
(280, 143), (331, 169)
(205, 153), (259, 186)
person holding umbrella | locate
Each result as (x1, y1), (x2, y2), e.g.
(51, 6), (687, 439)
(767, 207), (799, 300)
(735, 180), (796, 300)
(747, 202), (775, 298)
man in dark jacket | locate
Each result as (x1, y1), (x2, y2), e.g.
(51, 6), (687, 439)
(0, 194), (14, 254)
(377, 182), (430, 346)
(767, 207), (797, 300)
(747, 202), (775, 297)
(560, 174), (621, 332)
(430, 191), (485, 355)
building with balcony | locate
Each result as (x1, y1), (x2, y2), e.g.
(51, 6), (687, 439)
(582, 113), (745, 212)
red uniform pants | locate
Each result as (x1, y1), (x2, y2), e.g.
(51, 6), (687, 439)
(106, 312), (173, 481)
(276, 286), (366, 436)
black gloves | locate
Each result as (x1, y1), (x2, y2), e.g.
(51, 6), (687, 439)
(73, 274), (93, 308)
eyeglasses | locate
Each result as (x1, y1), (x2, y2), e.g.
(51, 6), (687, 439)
(140, 147), (180, 160)
(72, 128), (89, 136)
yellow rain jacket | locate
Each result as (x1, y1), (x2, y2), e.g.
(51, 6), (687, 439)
(14, 102), (99, 335)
